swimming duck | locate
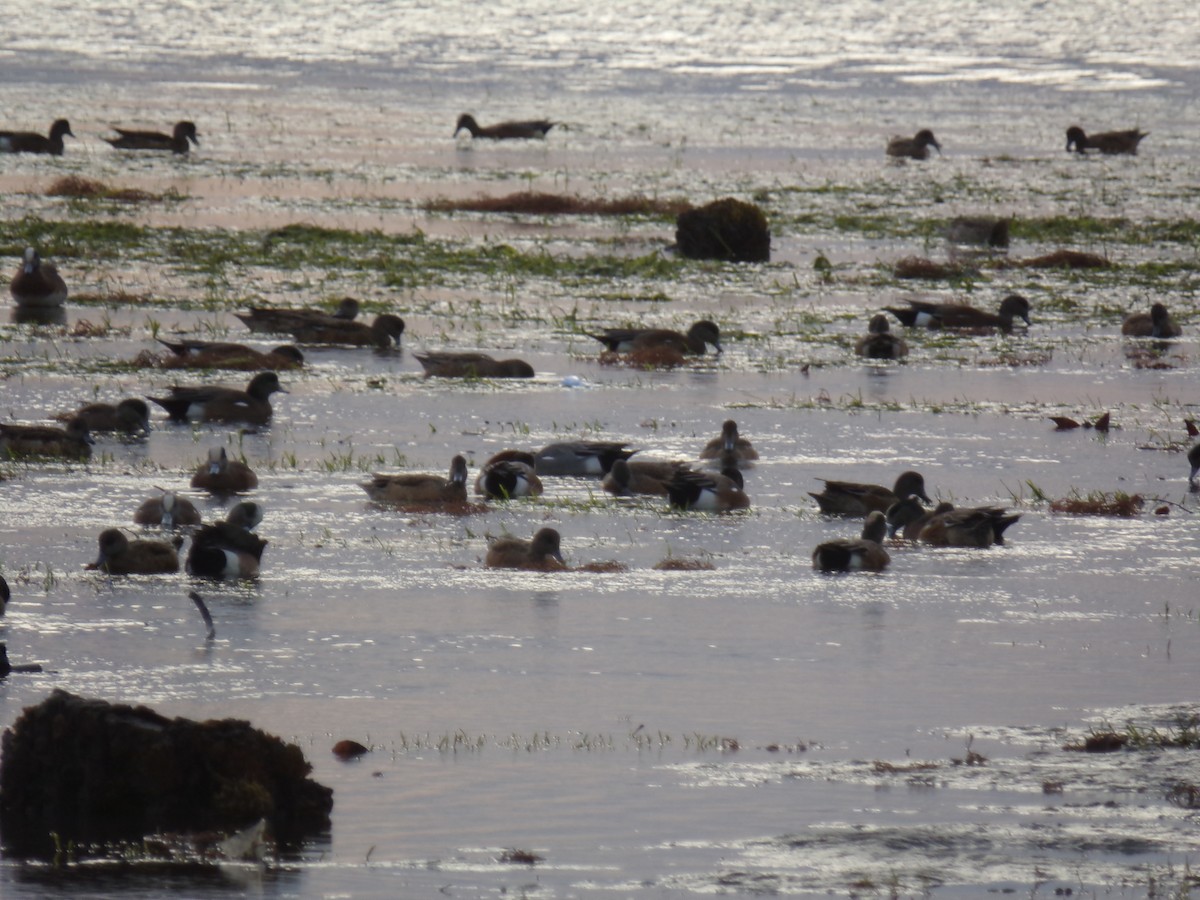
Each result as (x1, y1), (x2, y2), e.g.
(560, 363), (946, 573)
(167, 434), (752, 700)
(602, 458), (692, 497)
(810, 470), (931, 517)
(698, 420), (759, 465)
(586, 320), (722, 355)
(666, 467), (751, 512)
(0, 119), (74, 155)
(455, 114), (555, 140)
(885, 294), (1031, 333)
(0, 575), (8, 616)
(157, 339), (304, 370)
(235, 297), (360, 335)
(55, 398), (150, 435)
(0, 418), (93, 461)
(485, 528), (566, 570)
(87, 529), (182, 575)
(1187, 444), (1200, 491)
(474, 451), (544, 498)
(10, 248), (68, 309)
(1066, 126), (1148, 156)
(133, 491), (203, 528)
(919, 505), (1020, 548)
(534, 441), (636, 477)
(945, 216), (1011, 249)
(186, 503), (268, 579)
(855, 314), (909, 360)
(104, 120), (199, 154)
(886, 129), (941, 160)
(148, 371), (286, 425)
(285, 314), (405, 349)
(191, 447), (259, 494)
(812, 511), (891, 572)
(1121, 303), (1181, 338)
(361, 455), (469, 506)
(414, 352), (534, 378)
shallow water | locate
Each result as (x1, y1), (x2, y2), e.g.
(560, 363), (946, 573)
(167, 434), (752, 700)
(2, 1), (1200, 897)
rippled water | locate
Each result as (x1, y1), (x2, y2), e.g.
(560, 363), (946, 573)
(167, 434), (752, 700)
(2, 1), (1199, 897)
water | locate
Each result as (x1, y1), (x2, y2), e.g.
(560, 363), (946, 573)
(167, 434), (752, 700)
(2, 1), (1200, 896)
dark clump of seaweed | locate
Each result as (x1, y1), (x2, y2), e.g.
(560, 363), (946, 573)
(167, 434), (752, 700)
(46, 176), (162, 203)
(892, 256), (974, 280)
(1049, 490), (1142, 517)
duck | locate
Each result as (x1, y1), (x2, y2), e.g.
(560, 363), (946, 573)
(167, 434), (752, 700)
(812, 511), (891, 573)
(855, 314), (909, 359)
(0, 119), (74, 155)
(698, 419), (759, 466)
(284, 314), (405, 349)
(10, 248), (68, 309)
(0, 418), (93, 461)
(0, 575), (8, 616)
(361, 455), (469, 506)
(534, 441), (636, 477)
(885, 294), (1031, 333)
(1121, 303), (1181, 338)
(945, 216), (1010, 249)
(666, 467), (751, 511)
(1066, 126), (1148, 156)
(133, 491), (203, 528)
(414, 352), (534, 378)
(186, 502), (268, 579)
(1187, 444), (1200, 491)
(917, 505), (1021, 548)
(810, 470), (931, 517)
(234, 297), (360, 334)
(474, 451), (544, 498)
(602, 458), (692, 497)
(103, 120), (199, 154)
(485, 528), (566, 570)
(191, 447), (259, 494)
(157, 339), (304, 370)
(148, 371), (286, 425)
(884, 495), (952, 541)
(87, 529), (182, 575)
(55, 398), (150, 435)
(455, 114), (555, 140)
(886, 129), (941, 160)
(586, 320), (722, 355)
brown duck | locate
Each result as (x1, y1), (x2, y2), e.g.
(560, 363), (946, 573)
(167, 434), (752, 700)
(812, 511), (891, 572)
(886, 294), (1031, 333)
(855, 314), (908, 360)
(158, 339), (304, 370)
(810, 470), (930, 517)
(587, 320), (722, 355)
(55, 398), (150, 435)
(601, 459), (692, 497)
(361, 455), (469, 506)
(10, 248), (68, 309)
(0, 119), (74, 155)
(234, 297), (360, 334)
(0, 418), (93, 461)
(414, 352), (534, 378)
(1121, 303), (1181, 338)
(1066, 126), (1147, 155)
(104, 120), (199, 154)
(485, 528), (566, 570)
(133, 491), (203, 528)
(87, 529), (181, 575)
(886, 129), (941, 160)
(455, 114), (555, 140)
(191, 447), (259, 494)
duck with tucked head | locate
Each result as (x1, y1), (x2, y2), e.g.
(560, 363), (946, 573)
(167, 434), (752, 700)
(149, 371), (286, 425)
(602, 459), (692, 497)
(191, 447), (259, 494)
(235, 297), (360, 334)
(361, 455), (470, 507)
(1121, 303), (1181, 338)
(455, 114), (555, 140)
(414, 352), (534, 379)
(886, 129), (941, 160)
(104, 120), (199, 154)
(856, 314), (909, 360)
(586, 320), (722, 356)
(0, 119), (74, 155)
(55, 398), (150, 435)
(667, 467), (751, 512)
(286, 314), (405, 349)
(10, 248), (68, 310)
(485, 527), (566, 570)
(157, 339), (305, 371)
(810, 470), (930, 517)
(87, 529), (182, 575)
(886, 294), (1031, 334)
(1066, 125), (1147, 156)
(813, 511), (891, 573)
(0, 417), (93, 461)
(474, 451), (544, 499)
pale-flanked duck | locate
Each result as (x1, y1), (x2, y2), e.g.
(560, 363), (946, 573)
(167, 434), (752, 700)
(885, 294), (1031, 333)
(0, 119), (74, 155)
(0, 418), (93, 461)
(361, 455), (469, 506)
(1121, 303), (1181, 338)
(810, 470), (930, 517)
(286, 314), (405, 349)
(10, 248), (68, 309)
(134, 491), (203, 528)
(191, 447), (259, 494)
(415, 352), (534, 378)
(474, 451), (544, 498)
(534, 441), (636, 477)
(235, 297), (360, 334)
(667, 467), (751, 512)
(699, 419), (759, 465)
(812, 511), (891, 573)
(586, 320), (722, 355)
(886, 129), (941, 160)
(104, 120), (199, 154)
(186, 502), (268, 579)
(602, 458), (692, 497)
(55, 398), (150, 435)
(149, 371), (286, 425)
(855, 314), (909, 360)
(87, 529), (181, 575)
(455, 114), (555, 140)
(158, 339), (304, 371)
(485, 527), (566, 570)
(1066, 126), (1148, 156)
(1187, 444), (1200, 491)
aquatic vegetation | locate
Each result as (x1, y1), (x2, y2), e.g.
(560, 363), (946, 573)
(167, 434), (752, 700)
(1049, 490), (1144, 517)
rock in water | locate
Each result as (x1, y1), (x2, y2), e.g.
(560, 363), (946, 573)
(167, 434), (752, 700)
(675, 197), (770, 262)
(0, 689), (333, 858)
